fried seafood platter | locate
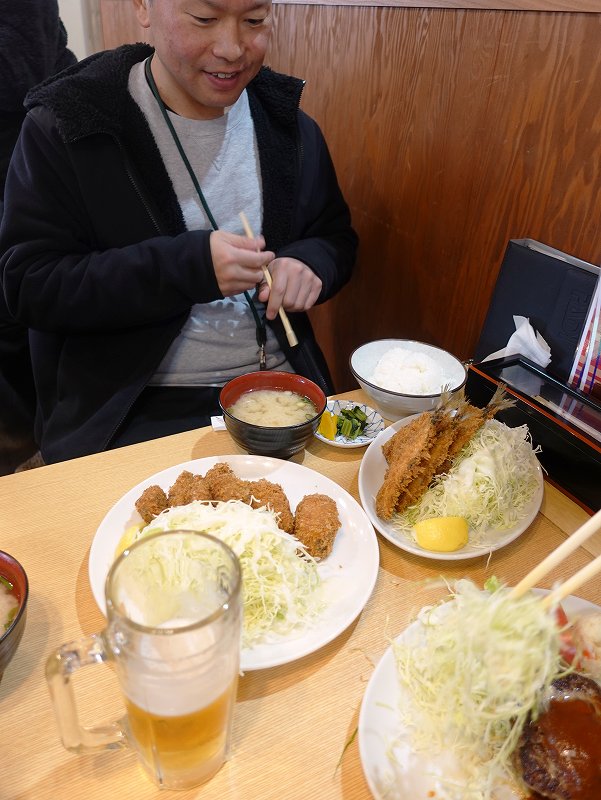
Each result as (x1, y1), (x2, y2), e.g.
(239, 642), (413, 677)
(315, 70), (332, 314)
(88, 455), (379, 670)
(358, 388), (544, 559)
(359, 581), (601, 800)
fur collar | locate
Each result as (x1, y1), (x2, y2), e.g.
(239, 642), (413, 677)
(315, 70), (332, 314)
(25, 44), (304, 248)
(25, 44), (303, 142)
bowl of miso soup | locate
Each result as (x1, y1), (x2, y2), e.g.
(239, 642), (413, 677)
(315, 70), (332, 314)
(220, 371), (326, 459)
(0, 550), (28, 684)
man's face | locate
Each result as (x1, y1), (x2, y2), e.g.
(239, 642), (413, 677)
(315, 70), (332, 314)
(136, 0), (273, 119)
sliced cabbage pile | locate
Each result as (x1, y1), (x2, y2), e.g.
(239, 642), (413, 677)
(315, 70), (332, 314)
(392, 419), (540, 541)
(393, 579), (566, 799)
(131, 500), (323, 648)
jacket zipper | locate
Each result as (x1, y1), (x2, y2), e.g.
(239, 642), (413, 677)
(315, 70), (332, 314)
(116, 138), (163, 236)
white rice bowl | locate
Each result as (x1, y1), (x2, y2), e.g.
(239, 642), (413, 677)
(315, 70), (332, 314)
(350, 339), (467, 421)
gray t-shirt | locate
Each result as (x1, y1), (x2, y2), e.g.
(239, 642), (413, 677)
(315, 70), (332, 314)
(128, 60), (291, 386)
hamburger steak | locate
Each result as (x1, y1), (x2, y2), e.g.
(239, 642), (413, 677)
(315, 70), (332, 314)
(514, 673), (601, 800)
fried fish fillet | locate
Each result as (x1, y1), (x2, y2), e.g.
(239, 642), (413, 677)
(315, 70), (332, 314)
(376, 385), (515, 522)
(375, 412), (439, 520)
(394, 409), (457, 514)
(438, 384), (514, 474)
(293, 493), (341, 559)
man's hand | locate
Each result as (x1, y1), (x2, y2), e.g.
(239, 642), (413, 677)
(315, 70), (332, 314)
(257, 257), (322, 320)
(210, 230), (274, 296)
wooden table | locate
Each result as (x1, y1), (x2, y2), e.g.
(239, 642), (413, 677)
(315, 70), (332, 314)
(1, 390), (598, 800)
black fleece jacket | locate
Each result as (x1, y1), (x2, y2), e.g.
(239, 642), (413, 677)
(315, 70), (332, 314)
(0, 0), (76, 198)
(0, 44), (357, 463)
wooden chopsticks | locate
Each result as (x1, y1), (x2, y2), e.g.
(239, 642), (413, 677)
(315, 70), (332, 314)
(509, 508), (601, 608)
(239, 212), (298, 348)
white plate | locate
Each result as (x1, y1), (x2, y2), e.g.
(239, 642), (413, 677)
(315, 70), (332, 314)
(314, 400), (384, 448)
(89, 455), (379, 671)
(358, 414), (544, 560)
(358, 591), (600, 800)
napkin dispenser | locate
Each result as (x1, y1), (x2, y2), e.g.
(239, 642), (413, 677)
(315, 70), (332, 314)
(474, 239), (599, 382)
(469, 240), (601, 512)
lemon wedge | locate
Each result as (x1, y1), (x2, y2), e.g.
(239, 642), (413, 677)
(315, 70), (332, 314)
(413, 516), (469, 552)
(114, 523), (144, 559)
(318, 410), (338, 440)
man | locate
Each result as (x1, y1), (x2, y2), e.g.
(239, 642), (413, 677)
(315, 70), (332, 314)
(0, 0), (357, 464)
(0, 0), (77, 474)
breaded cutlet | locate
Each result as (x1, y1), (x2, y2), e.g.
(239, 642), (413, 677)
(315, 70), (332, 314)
(249, 479), (294, 533)
(167, 470), (212, 507)
(293, 493), (341, 560)
(135, 484), (168, 523)
(204, 463), (253, 504)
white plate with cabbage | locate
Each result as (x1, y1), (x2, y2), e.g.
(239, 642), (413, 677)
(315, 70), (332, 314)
(88, 455), (379, 670)
(358, 585), (600, 800)
(358, 414), (543, 560)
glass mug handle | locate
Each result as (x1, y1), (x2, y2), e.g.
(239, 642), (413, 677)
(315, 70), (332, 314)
(45, 632), (126, 753)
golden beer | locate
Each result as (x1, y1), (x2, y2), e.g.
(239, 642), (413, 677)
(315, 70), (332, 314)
(47, 532), (242, 790)
(125, 679), (237, 789)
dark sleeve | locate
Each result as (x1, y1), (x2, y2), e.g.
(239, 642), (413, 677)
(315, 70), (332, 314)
(0, 109), (223, 333)
(0, 1), (76, 112)
(274, 112), (357, 303)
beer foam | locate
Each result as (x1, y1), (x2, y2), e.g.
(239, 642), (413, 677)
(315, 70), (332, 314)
(120, 626), (237, 717)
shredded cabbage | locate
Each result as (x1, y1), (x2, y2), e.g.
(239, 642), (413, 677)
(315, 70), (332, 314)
(392, 420), (540, 542)
(130, 500), (323, 648)
(393, 579), (567, 799)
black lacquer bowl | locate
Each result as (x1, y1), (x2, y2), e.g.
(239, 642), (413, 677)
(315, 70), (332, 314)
(220, 371), (326, 459)
(0, 550), (28, 685)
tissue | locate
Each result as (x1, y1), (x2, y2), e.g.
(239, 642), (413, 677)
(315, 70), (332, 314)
(481, 315), (551, 368)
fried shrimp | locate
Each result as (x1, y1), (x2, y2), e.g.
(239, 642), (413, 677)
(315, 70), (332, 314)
(249, 479), (294, 534)
(293, 493), (341, 559)
(135, 484), (168, 523)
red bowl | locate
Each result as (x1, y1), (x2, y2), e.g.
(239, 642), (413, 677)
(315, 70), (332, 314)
(220, 371), (326, 459)
(0, 551), (28, 684)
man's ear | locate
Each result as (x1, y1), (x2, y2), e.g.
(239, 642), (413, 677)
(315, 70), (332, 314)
(132, 0), (151, 28)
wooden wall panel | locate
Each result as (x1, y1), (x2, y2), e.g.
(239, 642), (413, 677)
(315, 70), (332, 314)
(99, 0), (151, 46)
(275, 0), (600, 11)
(267, 5), (601, 390)
(98, 2), (601, 392)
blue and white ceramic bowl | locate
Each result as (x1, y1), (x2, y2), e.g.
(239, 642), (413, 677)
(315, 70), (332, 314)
(314, 400), (384, 449)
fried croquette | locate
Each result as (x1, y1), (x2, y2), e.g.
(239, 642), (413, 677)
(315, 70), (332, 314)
(135, 484), (168, 523)
(249, 479), (294, 533)
(204, 463), (253, 504)
(293, 493), (341, 560)
(167, 470), (212, 507)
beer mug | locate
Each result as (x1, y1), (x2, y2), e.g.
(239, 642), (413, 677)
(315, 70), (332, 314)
(46, 530), (242, 790)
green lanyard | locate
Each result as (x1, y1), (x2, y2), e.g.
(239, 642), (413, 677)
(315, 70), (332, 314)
(144, 56), (267, 369)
